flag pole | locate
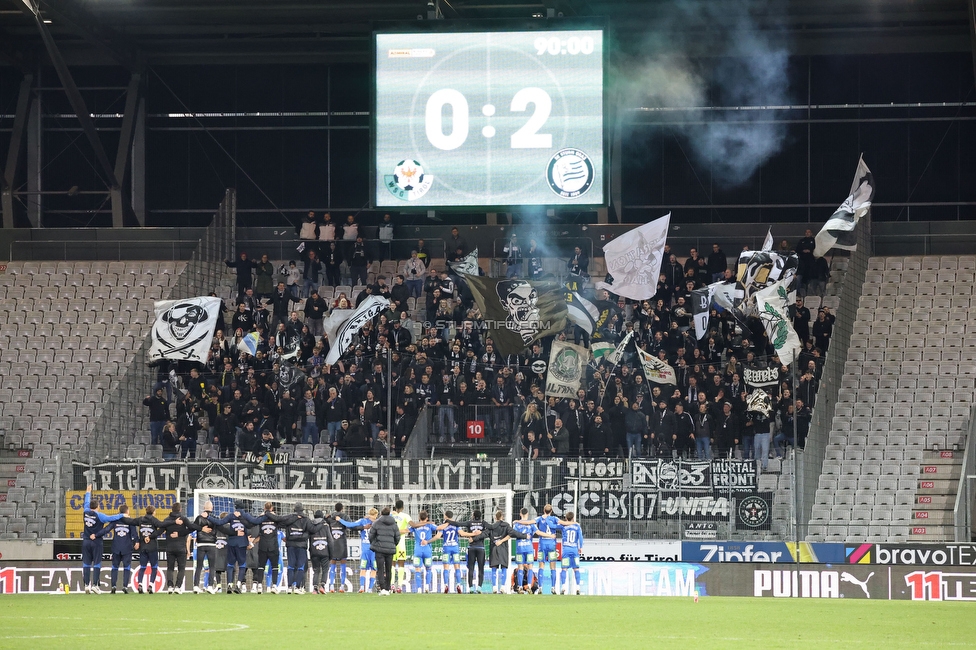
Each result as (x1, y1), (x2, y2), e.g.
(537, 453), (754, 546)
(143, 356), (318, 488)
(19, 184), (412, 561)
(791, 358), (800, 569)
(597, 332), (631, 412)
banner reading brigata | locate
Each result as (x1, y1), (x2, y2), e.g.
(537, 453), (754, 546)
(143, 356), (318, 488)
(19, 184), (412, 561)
(65, 490), (178, 538)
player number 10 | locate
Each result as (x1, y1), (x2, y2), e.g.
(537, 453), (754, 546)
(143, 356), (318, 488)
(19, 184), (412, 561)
(425, 88), (552, 151)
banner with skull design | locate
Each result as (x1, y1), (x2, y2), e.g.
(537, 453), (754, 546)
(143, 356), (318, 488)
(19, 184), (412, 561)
(545, 340), (588, 398)
(149, 297), (222, 362)
(595, 213), (670, 301)
(464, 275), (569, 355)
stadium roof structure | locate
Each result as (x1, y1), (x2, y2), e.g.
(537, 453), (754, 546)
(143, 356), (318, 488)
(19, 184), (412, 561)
(0, 0), (972, 68)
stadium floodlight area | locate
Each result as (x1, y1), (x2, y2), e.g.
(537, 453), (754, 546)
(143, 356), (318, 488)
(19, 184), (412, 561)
(192, 488), (514, 593)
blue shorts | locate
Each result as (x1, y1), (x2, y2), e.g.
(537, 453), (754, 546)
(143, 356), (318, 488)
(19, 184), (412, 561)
(413, 554), (433, 568)
(82, 540), (103, 567)
(360, 547), (376, 571)
(516, 549), (535, 564)
(561, 550), (579, 569)
(442, 547), (462, 564)
(538, 542), (559, 563)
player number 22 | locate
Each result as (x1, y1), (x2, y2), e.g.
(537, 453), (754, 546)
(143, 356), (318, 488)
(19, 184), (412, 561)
(425, 88), (552, 151)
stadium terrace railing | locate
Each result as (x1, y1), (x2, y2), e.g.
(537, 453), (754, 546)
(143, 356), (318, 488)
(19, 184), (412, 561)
(489, 237), (594, 279)
(797, 211), (872, 539)
(408, 405), (528, 459)
(76, 189), (236, 469)
(954, 405), (976, 542)
(232, 237), (448, 267)
(7, 238), (201, 262)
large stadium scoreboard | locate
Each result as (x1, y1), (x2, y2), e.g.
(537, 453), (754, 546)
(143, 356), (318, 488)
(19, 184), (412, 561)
(373, 27), (605, 208)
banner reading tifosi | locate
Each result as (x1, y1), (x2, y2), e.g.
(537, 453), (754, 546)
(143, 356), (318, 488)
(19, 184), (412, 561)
(65, 490), (178, 538)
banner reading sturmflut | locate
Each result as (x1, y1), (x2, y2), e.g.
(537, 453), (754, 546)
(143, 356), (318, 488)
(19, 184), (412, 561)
(149, 296), (222, 362)
(596, 213), (669, 301)
(464, 275), (568, 355)
(545, 341), (588, 397)
(324, 295), (390, 365)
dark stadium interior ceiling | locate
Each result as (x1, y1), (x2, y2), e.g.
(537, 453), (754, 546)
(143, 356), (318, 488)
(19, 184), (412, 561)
(0, 0), (972, 67)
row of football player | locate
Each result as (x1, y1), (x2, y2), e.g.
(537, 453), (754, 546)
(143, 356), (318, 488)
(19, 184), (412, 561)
(78, 490), (584, 595)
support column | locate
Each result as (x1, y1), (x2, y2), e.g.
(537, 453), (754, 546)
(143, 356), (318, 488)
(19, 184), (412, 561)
(611, 115), (623, 223)
(2, 74), (32, 228)
(26, 81), (41, 228)
(111, 73), (141, 227)
(131, 96), (146, 225)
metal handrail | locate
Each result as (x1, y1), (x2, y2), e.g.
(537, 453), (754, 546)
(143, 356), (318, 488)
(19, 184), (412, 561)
(8, 238), (196, 262)
(953, 405), (976, 542)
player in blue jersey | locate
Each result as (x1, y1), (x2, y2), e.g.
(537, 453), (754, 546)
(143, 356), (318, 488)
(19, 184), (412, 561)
(535, 503), (561, 594)
(340, 507), (377, 592)
(513, 507), (556, 594)
(409, 511), (438, 593)
(108, 504), (141, 594)
(81, 484), (125, 594)
(557, 511), (584, 595)
(432, 510), (464, 593)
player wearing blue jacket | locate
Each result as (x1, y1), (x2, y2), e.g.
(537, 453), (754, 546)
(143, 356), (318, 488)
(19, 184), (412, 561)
(108, 504), (141, 594)
(557, 512), (584, 595)
(409, 511), (438, 593)
(535, 504), (561, 594)
(343, 508), (377, 593)
(81, 485), (125, 594)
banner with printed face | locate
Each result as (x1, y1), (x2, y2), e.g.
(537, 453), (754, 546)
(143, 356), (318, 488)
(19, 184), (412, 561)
(149, 296), (222, 362)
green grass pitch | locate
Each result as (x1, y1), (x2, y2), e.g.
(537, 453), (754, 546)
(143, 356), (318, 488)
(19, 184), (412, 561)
(0, 594), (971, 649)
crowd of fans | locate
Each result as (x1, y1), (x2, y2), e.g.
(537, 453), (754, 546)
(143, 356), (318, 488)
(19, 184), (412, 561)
(146, 218), (833, 466)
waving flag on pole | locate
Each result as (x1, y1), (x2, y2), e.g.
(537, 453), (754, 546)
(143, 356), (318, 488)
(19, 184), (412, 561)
(566, 290), (600, 336)
(755, 278), (802, 367)
(814, 155), (875, 257)
(237, 331), (261, 357)
(448, 247), (479, 276)
(148, 296), (222, 362)
(595, 213), (670, 301)
(324, 295), (390, 365)
(762, 228), (774, 252)
(637, 346), (677, 385)
(607, 331), (634, 367)
(690, 286), (713, 340)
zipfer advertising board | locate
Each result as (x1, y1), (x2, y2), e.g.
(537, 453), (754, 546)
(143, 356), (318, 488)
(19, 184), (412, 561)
(682, 541), (848, 564)
(1, 561), (974, 599)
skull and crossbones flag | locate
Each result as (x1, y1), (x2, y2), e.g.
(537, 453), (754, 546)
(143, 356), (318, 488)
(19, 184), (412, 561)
(149, 297), (222, 362)
(464, 275), (569, 355)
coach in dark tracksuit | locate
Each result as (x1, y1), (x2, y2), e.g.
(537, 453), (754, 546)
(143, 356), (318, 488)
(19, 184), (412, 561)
(108, 505), (141, 593)
(159, 503), (201, 592)
(209, 500), (266, 593)
(446, 510), (490, 592)
(267, 504), (314, 592)
(368, 507), (400, 593)
(308, 511), (332, 594)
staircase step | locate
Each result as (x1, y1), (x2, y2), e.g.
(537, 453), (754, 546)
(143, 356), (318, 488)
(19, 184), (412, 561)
(915, 494), (955, 509)
(918, 478), (955, 494)
(920, 464), (962, 480)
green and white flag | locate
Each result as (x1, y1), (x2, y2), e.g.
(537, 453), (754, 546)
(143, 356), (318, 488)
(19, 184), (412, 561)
(545, 341), (588, 398)
(590, 342), (616, 362)
(754, 278), (802, 367)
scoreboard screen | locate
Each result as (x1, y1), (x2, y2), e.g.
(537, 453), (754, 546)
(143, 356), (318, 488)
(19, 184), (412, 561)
(373, 28), (605, 208)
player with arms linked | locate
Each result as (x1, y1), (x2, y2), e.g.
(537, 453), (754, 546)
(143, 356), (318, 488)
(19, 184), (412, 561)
(513, 507), (556, 593)
(431, 510), (464, 593)
(81, 484), (125, 594)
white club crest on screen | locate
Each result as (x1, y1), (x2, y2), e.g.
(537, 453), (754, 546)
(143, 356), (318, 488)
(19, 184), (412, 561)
(547, 148), (594, 198)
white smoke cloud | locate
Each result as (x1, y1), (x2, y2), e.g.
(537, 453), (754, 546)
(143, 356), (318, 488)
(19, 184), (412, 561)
(611, 0), (791, 188)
